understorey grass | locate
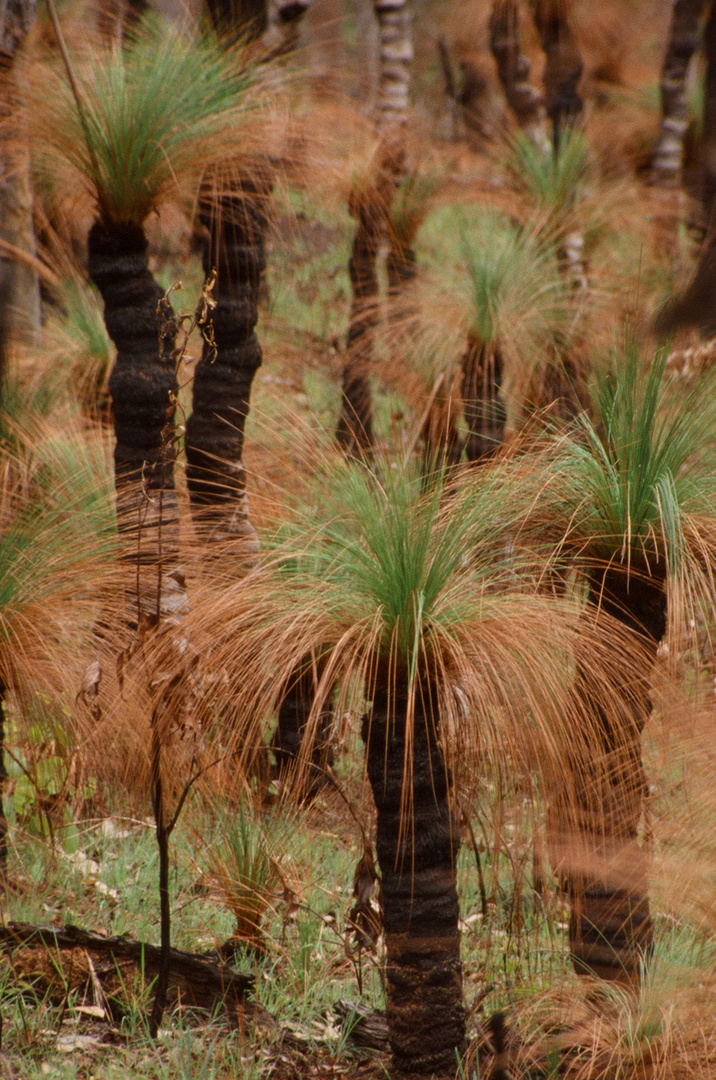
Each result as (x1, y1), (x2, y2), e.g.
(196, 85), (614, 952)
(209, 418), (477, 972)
(3, 720), (714, 1080)
(4, 4), (716, 1077)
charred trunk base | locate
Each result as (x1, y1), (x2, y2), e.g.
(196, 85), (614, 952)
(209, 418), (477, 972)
(559, 754), (653, 983)
(461, 338), (506, 463)
(559, 567), (666, 984)
(186, 182), (267, 568)
(336, 357), (374, 460)
(271, 661), (334, 803)
(362, 671), (465, 1076)
(88, 220), (185, 624)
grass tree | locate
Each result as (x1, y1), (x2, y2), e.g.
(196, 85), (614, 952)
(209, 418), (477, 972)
(186, 0), (313, 559)
(193, 457), (633, 1075)
(651, 0), (708, 190)
(185, 163), (267, 564)
(530, 0), (583, 150)
(417, 211), (568, 463)
(539, 338), (716, 983)
(506, 127), (592, 413)
(29, 11), (258, 621)
(336, 0), (414, 459)
(490, 0), (549, 150)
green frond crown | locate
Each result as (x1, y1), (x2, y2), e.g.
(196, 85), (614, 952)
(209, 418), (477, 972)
(265, 461), (521, 676)
(507, 127), (590, 214)
(460, 212), (567, 346)
(31, 17), (260, 226)
(557, 336), (716, 573)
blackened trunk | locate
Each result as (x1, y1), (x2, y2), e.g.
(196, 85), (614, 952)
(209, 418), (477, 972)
(185, 179), (267, 561)
(337, 0), (411, 460)
(386, 240), (416, 301)
(336, 198), (382, 459)
(458, 58), (493, 148)
(88, 220), (183, 623)
(563, 566), (666, 983)
(651, 0), (708, 189)
(490, 0), (549, 148)
(530, 0), (583, 149)
(422, 384), (463, 471)
(271, 657), (334, 801)
(204, 0), (268, 40)
(528, 343), (583, 423)
(461, 338), (506, 462)
(362, 667), (465, 1076)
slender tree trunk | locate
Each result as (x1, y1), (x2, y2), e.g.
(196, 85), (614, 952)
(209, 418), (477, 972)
(187, 1), (314, 545)
(88, 221), (185, 624)
(373, 0), (412, 130)
(651, 0), (708, 190)
(362, 667), (465, 1076)
(184, 178), (267, 562)
(461, 337), (506, 462)
(529, 0), (583, 149)
(336, 0), (413, 459)
(489, 0), (549, 149)
(653, 2), (716, 334)
(335, 193), (383, 459)
(558, 567), (666, 983)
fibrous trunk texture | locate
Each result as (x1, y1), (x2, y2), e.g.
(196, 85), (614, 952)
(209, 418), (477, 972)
(653, 2), (716, 333)
(271, 656), (334, 800)
(205, 0), (269, 39)
(336, 189), (384, 458)
(559, 567), (666, 983)
(651, 0), (708, 189)
(530, 0), (583, 148)
(490, 0), (549, 149)
(458, 58), (493, 148)
(185, 179), (267, 562)
(461, 337), (506, 462)
(374, 0), (412, 131)
(527, 342), (584, 423)
(362, 668), (465, 1076)
(88, 220), (185, 623)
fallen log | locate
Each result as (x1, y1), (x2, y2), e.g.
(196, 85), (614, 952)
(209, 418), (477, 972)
(0, 921), (257, 1021)
(334, 998), (390, 1052)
